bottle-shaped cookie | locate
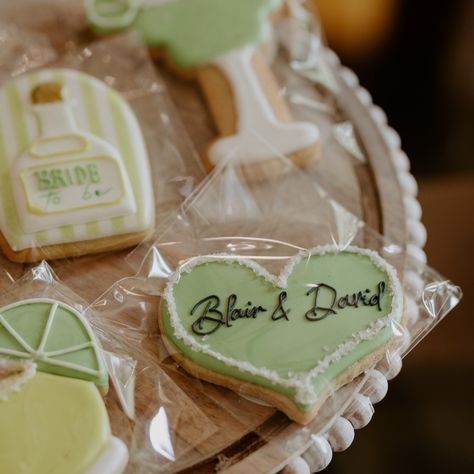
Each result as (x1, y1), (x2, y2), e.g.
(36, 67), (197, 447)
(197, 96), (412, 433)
(12, 82), (136, 234)
(0, 68), (154, 262)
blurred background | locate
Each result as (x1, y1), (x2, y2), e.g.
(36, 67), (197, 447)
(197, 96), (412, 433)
(313, 0), (473, 472)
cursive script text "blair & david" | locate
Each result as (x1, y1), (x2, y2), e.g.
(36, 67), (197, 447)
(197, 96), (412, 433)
(189, 281), (386, 336)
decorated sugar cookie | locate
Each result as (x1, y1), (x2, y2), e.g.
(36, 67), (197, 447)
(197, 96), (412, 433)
(0, 68), (154, 262)
(0, 299), (128, 474)
(160, 246), (404, 424)
(86, 0), (321, 176)
(0, 298), (108, 387)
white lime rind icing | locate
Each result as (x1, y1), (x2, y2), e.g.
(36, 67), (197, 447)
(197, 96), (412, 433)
(0, 358), (36, 401)
(164, 245), (403, 406)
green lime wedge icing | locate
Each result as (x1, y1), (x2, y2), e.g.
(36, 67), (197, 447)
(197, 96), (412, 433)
(0, 298), (108, 387)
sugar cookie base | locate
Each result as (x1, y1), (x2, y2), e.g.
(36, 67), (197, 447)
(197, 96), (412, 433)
(158, 303), (404, 425)
(0, 228), (151, 263)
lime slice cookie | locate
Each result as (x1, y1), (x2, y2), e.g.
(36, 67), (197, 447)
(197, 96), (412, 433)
(0, 298), (108, 387)
(0, 370), (128, 474)
(0, 299), (128, 473)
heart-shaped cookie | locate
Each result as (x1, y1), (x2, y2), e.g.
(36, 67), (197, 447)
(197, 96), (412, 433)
(160, 246), (404, 424)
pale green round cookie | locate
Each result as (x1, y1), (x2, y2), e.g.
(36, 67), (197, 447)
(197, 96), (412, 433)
(0, 372), (110, 474)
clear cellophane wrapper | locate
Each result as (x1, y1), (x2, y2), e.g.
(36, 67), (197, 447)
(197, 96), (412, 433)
(0, 1), (463, 473)
(122, 153), (462, 472)
(0, 13), (204, 297)
(0, 261), (217, 474)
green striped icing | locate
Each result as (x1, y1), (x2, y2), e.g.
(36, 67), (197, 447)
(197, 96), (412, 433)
(59, 225), (75, 242)
(79, 74), (104, 138)
(5, 83), (29, 152)
(108, 89), (143, 227)
(0, 117), (22, 242)
(0, 83), (30, 247)
(79, 73), (108, 238)
(85, 221), (101, 239)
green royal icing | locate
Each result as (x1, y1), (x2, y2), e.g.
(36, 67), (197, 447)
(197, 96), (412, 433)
(0, 299), (108, 387)
(88, 0), (281, 67)
(162, 247), (403, 411)
(0, 372), (110, 474)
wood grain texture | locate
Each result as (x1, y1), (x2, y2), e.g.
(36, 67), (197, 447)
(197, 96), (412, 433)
(0, 2), (409, 472)
(46, 54), (407, 470)
(147, 58), (408, 472)
(13, 58), (407, 474)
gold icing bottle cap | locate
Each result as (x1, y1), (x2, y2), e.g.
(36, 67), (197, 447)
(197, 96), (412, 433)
(31, 82), (64, 104)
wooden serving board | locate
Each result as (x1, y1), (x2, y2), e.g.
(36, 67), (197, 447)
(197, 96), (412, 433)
(0, 3), (409, 473)
(53, 45), (409, 474)
(139, 52), (408, 474)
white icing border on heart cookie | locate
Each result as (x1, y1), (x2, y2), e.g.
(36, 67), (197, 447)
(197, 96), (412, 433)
(164, 245), (403, 405)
